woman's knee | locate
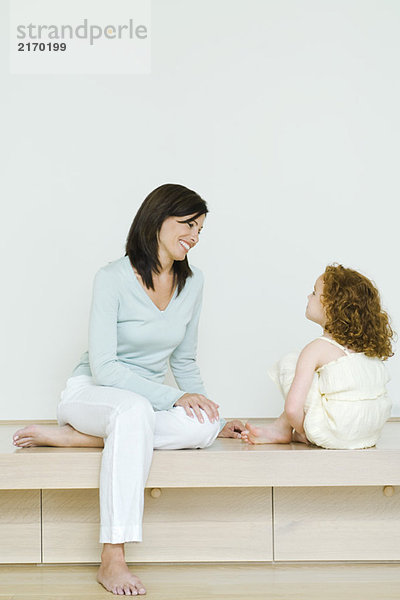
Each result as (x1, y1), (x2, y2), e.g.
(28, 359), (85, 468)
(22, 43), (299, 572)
(190, 416), (220, 449)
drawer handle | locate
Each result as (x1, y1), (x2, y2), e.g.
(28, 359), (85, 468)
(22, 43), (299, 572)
(150, 488), (162, 499)
(383, 486), (395, 497)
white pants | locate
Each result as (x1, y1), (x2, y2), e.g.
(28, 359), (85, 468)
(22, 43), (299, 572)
(57, 375), (220, 544)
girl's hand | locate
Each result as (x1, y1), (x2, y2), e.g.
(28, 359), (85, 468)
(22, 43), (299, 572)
(174, 393), (220, 423)
(217, 420), (246, 439)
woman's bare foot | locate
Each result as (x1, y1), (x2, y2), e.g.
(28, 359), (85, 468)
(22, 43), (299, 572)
(241, 422), (292, 444)
(13, 424), (103, 448)
(98, 544), (146, 596)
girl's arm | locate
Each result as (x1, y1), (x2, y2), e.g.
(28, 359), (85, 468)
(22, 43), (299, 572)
(284, 341), (321, 434)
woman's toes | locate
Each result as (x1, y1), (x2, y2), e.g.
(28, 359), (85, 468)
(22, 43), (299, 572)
(134, 580), (145, 595)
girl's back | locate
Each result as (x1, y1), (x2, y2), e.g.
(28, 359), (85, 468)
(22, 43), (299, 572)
(303, 337), (391, 449)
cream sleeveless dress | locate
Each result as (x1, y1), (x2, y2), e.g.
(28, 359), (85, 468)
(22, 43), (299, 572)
(268, 337), (391, 449)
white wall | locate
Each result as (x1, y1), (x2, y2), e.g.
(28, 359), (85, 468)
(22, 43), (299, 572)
(1, 0), (399, 419)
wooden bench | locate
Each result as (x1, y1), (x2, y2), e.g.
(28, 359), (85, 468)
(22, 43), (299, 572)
(1, 420), (400, 565)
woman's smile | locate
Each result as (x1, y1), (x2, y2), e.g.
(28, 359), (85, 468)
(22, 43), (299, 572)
(179, 239), (191, 252)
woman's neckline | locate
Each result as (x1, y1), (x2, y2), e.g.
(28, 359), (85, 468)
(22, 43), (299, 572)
(125, 257), (178, 314)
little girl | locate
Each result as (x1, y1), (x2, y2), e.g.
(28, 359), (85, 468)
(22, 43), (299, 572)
(242, 264), (394, 449)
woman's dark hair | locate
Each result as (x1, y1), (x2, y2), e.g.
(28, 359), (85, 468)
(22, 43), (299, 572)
(125, 183), (208, 295)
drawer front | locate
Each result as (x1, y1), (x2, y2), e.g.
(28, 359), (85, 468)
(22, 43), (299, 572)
(42, 488), (272, 563)
(274, 486), (400, 561)
(0, 490), (41, 563)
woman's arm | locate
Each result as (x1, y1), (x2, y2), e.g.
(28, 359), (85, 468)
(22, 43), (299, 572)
(169, 283), (206, 395)
(284, 342), (320, 434)
(169, 277), (224, 428)
(89, 269), (185, 411)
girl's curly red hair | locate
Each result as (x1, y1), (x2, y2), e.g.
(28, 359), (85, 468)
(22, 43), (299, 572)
(322, 265), (394, 360)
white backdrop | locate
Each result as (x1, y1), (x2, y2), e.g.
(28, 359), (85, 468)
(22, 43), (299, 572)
(1, 0), (399, 419)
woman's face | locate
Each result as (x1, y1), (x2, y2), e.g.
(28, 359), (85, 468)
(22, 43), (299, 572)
(306, 275), (326, 326)
(158, 213), (206, 264)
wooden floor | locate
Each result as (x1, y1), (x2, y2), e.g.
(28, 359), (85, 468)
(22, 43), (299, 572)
(1, 563), (400, 599)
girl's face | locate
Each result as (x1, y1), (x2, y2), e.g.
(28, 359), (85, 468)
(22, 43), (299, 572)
(158, 213), (205, 265)
(306, 275), (326, 326)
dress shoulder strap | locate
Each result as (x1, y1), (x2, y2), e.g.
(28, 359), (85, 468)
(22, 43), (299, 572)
(319, 336), (350, 356)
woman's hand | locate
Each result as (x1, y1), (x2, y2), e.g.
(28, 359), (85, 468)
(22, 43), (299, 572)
(218, 420), (246, 439)
(174, 393), (220, 423)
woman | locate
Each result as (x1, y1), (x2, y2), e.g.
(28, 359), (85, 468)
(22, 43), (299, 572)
(13, 183), (244, 596)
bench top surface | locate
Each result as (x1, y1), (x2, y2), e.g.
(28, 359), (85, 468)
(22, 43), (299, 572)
(1, 420), (400, 489)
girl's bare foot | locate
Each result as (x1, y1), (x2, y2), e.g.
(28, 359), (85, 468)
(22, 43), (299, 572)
(292, 430), (310, 444)
(241, 422), (292, 444)
(98, 544), (146, 596)
(13, 424), (103, 448)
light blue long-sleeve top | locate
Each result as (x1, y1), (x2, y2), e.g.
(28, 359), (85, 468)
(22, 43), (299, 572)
(72, 256), (212, 414)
